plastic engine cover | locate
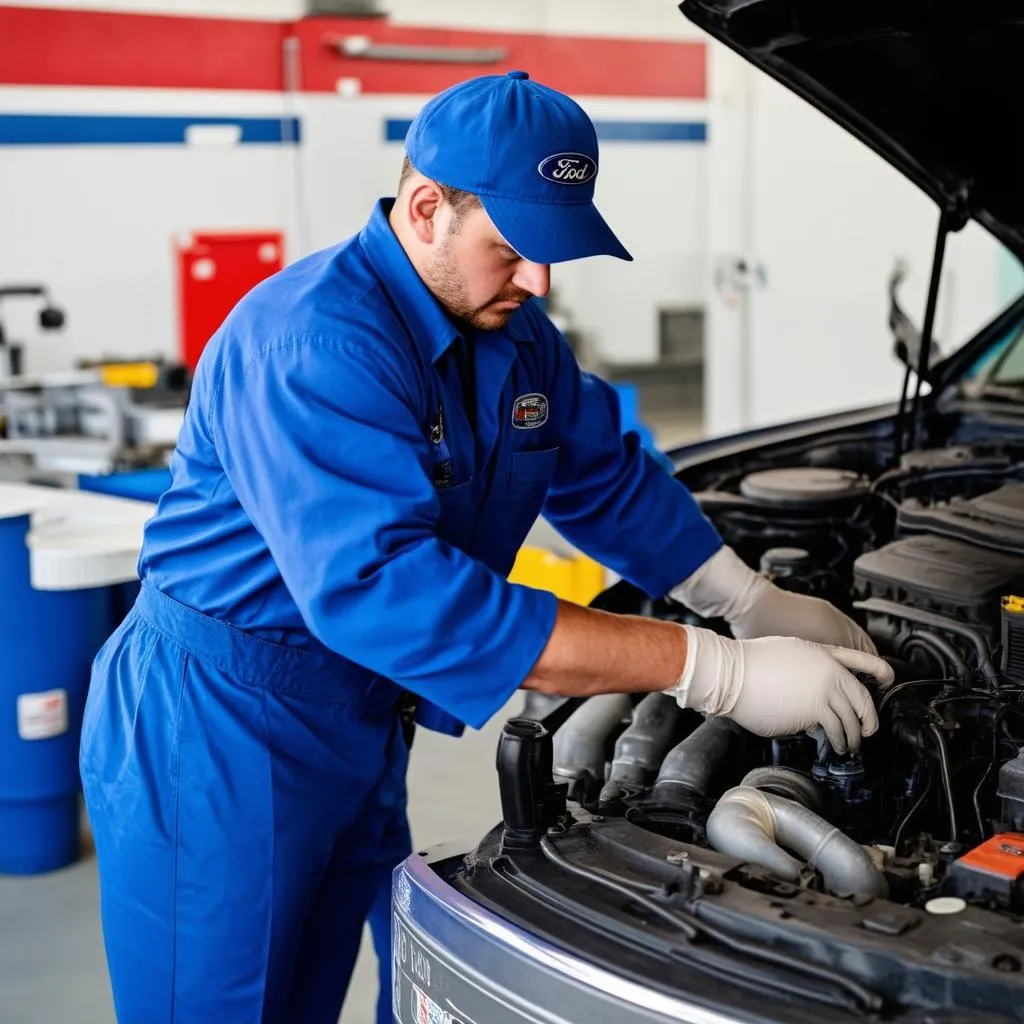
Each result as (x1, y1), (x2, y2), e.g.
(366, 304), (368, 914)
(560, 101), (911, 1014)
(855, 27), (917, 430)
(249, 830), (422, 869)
(739, 467), (869, 508)
(898, 483), (1024, 555)
(853, 535), (1024, 623)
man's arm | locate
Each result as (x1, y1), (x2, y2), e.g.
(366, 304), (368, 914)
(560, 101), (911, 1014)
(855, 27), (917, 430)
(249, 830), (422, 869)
(524, 600), (685, 696)
(535, 311), (876, 655)
(534, 311), (723, 598)
(523, 599), (893, 754)
(209, 324), (889, 751)
(525, 311), (890, 749)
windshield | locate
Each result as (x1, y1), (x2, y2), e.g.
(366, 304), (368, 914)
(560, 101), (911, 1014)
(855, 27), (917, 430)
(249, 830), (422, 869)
(987, 327), (1024, 386)
(920, 239), (1024, 397)
(959, 316), (1024, 395)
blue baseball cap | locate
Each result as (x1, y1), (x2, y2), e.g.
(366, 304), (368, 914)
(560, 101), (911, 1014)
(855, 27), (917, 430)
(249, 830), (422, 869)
(404, 70), (631, 265)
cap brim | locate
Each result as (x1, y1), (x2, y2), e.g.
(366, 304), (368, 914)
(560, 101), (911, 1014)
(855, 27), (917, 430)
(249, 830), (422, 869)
(480, 193), (633, 264)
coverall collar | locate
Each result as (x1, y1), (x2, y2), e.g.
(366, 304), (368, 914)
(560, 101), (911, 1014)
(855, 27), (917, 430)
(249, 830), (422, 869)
(360, 199), (531, 470)
(360, 199), (463, 366)
(359, 199), (537, 365)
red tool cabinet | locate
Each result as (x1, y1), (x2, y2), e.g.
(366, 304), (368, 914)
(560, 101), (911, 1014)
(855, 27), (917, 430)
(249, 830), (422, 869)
(176, 231), (284, 371)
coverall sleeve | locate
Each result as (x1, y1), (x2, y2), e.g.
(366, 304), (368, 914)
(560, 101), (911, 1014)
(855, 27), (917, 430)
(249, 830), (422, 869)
(541, 324), (723, 597)
(210, 332), (557, 729)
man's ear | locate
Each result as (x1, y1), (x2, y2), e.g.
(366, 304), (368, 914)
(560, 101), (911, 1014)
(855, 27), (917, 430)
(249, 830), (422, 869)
(406, 182), (444, 245)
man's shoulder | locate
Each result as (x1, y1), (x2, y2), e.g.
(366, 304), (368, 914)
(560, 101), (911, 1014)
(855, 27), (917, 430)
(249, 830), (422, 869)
(239, 235), (392, 333)
(204, 235), (419, 374)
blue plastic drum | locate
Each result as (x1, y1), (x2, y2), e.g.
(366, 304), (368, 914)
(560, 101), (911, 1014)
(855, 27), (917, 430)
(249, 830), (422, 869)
(78, 470), (169, 634)
(78, 467), (171, 503)
(0, 513), (109, 874)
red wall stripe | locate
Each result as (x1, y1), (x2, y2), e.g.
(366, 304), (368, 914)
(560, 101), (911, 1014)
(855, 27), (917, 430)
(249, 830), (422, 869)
(0, 5), (705, 99)
(0, 7), (286, 92)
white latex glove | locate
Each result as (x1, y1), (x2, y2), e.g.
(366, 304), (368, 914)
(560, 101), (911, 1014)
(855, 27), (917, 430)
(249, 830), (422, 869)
(668, 625), (894, 754)
(671, 546), (877, 654)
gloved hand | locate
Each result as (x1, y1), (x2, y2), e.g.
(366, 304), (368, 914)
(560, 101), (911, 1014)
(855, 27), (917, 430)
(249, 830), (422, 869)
(668, 625), (894, 753)
(671, 546), (876, 654)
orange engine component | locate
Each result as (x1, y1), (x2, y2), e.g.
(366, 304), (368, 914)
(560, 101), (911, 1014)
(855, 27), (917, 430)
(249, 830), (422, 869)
(946, 834), (1024, 910)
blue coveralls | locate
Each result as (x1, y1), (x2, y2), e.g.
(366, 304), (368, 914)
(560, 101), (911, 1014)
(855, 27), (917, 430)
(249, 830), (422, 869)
(79, 199), (722, 1023)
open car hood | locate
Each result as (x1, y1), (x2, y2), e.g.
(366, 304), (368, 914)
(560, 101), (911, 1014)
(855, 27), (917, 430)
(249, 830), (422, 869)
(680, 0), (1024, 262)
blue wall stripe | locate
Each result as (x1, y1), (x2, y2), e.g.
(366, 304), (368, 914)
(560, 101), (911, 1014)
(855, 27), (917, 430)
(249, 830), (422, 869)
(592, 120), (706, 142)
(384, 119), (411, 142)
(1, 113), (702, 147)
(0, 114), (301, 146)
(385, 118), (706, 144)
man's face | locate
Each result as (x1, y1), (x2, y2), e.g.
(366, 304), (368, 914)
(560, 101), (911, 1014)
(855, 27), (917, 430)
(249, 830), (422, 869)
(423, 204), (551, 331)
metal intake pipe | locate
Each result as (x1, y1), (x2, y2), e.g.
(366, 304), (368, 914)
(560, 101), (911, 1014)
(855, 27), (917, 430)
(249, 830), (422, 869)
(552, 694), (632, 802)
(650, 716), (741, 805)
(740, 766), (824, 813)
(706, 786), (889, 899)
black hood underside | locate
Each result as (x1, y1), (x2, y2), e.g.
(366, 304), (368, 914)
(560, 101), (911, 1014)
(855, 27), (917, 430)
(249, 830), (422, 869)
(681, 0), (1024, 260)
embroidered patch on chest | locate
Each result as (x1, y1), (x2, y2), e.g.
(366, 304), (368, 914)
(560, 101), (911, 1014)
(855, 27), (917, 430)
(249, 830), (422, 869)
(512, 393), (548, 429)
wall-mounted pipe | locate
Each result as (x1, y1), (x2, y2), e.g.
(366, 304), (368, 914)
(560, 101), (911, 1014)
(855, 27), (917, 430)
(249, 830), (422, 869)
(326, 35), (508, 63)
(552, 694), (632, 801)
(650, 716), (741, 806)
(707, 786), (888, 899)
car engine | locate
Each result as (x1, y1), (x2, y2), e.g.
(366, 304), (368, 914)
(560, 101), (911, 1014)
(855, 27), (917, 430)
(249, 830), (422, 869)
(544, 443), (1024, 917)
(435, 440), (1024, 1019)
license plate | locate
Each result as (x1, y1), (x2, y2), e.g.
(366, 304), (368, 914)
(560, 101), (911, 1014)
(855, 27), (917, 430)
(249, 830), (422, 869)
(392, 914), (467, 1024)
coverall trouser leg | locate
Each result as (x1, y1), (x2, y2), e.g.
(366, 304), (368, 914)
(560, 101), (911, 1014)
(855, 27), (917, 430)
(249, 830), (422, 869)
(80, 583), (412, 1024)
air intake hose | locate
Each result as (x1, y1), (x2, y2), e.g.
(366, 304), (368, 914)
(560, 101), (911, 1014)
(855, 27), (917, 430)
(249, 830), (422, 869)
(707, 786), (888, 899)
(552, 694), (632, 802)
(599, 693), (685, 804)
(650, 716), (741, 806)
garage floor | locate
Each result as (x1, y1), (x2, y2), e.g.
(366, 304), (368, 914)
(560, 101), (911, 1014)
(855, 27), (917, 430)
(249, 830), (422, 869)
(0, 697), (519, 1024)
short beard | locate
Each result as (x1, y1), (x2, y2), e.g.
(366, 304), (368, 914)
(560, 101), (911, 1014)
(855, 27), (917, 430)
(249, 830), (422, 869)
(424, 234), (530, 331)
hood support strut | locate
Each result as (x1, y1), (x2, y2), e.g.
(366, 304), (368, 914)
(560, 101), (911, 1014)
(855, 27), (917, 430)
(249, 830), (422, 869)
(894, 197), (969, 461)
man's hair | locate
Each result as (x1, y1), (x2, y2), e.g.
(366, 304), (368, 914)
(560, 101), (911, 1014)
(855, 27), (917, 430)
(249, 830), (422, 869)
(398, 155), (480, 220)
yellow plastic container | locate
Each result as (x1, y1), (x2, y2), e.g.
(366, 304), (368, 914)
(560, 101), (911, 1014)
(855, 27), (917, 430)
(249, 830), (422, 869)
(95, 361), (161, 389)
(509, 545), (606, 606)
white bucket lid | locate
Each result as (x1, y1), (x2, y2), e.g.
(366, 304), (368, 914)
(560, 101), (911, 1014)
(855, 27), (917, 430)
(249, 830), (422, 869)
(0, 483), (155, 591)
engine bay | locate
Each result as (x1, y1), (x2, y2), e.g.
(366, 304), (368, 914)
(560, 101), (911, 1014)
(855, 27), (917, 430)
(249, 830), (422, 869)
(584, 441), (1024, 910)
(454, 437), (1024, 1019)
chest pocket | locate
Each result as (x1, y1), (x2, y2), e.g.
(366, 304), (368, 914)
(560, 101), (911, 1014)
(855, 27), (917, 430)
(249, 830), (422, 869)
(434, 477), (476, 549)
(506, 446), (560, 495)
(478, 445), (559, 575)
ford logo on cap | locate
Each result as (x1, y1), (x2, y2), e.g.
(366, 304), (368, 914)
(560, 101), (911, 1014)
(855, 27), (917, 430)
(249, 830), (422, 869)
(538, 152), (597, 186)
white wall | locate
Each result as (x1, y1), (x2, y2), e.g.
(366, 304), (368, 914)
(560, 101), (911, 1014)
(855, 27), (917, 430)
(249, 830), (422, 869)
(553, 99), (707, 366)
(704, 42), (1004, 434)
(0, 0), (704, 35)
(7, 0), (1009, 433)
(0, 0), (300, 16)
(2, 2), (709, 375)
(386, 0), (705, 38)
(0, 87), (300, 374)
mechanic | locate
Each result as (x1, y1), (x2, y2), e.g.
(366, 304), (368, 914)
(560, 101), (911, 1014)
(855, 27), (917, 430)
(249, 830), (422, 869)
(80, 71), (893, 1024)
